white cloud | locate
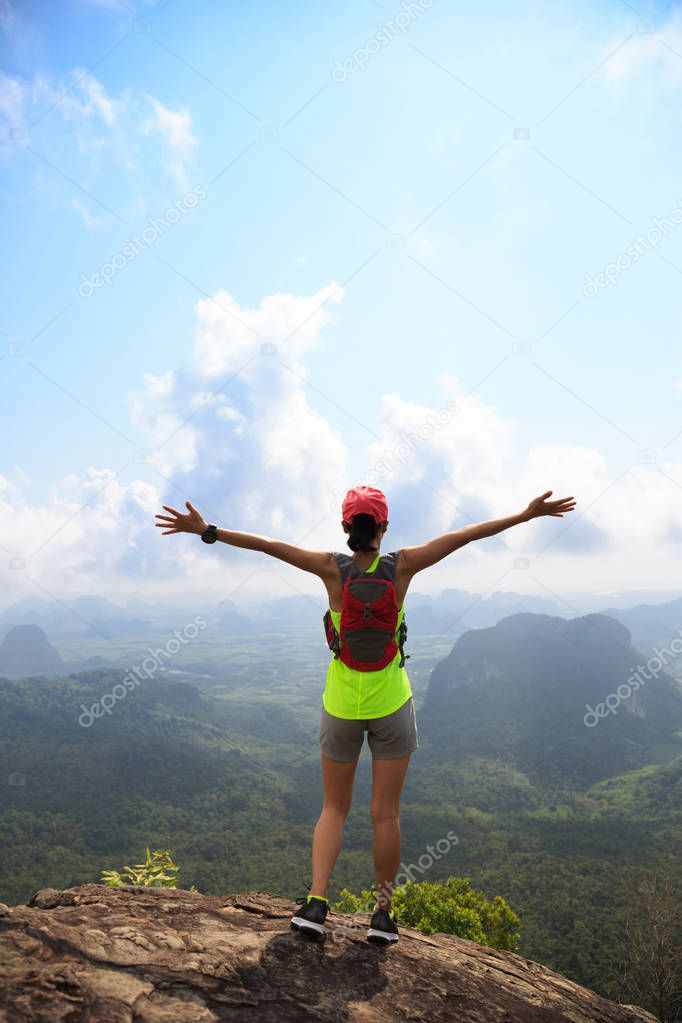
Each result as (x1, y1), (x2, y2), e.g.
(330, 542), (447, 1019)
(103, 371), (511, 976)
(0, 0), (15, 31)
(24, 68), (129, 130)
(361, 386), (513, 539)
(80, 73), (120, 125)
(4, 280), (682, 609)
(601, 18), (682, 88)
(143, 97), (197, 184)
(70, 198), (102, 230)
(128, 283), (349, 526)
(78, 0), (155, 9)
(0, 69), (25, 123)
(0, 282), (351, 608)
(192, 282), (343, 377)
(0, 69), (198, 211)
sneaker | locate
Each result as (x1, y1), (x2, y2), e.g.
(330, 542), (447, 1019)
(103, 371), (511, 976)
(290, 895), (329, 939)
(367, 907), (399, 944)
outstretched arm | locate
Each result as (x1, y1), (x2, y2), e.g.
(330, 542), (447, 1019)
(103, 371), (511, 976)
(399, 491), (576, 578)
(155, 501), (335, 578)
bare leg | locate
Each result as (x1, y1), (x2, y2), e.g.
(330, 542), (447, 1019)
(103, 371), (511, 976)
(310, 755), (357, 898)
(370, 754), (411, 911)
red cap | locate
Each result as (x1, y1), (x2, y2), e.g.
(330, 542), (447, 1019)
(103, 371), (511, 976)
(341, 486), (388, 525)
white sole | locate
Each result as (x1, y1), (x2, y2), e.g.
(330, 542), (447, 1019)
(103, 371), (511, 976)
(367, 928), (399, 943)
(291, 916), (326, 937)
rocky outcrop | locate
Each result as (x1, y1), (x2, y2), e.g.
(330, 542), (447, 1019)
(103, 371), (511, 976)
(0, 884), (657, 1022)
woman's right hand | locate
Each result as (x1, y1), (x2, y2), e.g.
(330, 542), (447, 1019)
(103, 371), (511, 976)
(523, 491), (576, 520)
(155, 500), (208, 536)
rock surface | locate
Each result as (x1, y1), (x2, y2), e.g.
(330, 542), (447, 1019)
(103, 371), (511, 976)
(0, 884), (657, 1022)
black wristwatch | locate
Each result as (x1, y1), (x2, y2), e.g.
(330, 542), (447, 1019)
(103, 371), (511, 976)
(201, 524), (218, 544)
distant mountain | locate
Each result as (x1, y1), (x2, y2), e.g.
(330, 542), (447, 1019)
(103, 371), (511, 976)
(231, 588), (562, 636)
(0, 597), (150, 639)
(406, 588), (562, 635)
(217, 606), (259, 634)
(258, 595), (327, 631)
(421, 612), (682, 785)
(599, 597), (682, 664)
(85, 616), (151, 639)
(0, 625), (65, 677)
(0, 588), (563, 641)
(8, 588), (682, 652)
(0, 622), (15, 643)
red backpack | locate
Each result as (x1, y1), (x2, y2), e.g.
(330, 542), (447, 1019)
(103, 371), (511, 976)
(323, 552), (409, 672)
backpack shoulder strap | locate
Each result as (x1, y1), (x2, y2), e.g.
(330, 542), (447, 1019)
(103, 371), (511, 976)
(372, 551), (398, 581)
(331, 551), (357, 584)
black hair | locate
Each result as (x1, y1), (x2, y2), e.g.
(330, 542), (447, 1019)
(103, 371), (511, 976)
(344, 513), (385, 553)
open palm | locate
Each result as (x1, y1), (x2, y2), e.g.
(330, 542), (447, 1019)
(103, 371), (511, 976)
(155, 501), (207, 536)
(525, 491), (576, 520)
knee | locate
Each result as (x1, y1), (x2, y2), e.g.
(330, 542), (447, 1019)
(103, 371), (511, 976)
(323, 797), (352, 821)
(370, 802), (400, 827)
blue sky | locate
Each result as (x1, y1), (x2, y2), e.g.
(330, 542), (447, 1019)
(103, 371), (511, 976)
(2, 0), (682, 613)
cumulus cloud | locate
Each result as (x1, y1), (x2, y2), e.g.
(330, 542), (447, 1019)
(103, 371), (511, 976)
(191, 282), (343, 377)
(3, 279), (682, 610)
(0, 282), (350, 608)
(356, 385), (514, 541)
(127, 282), (349, 541)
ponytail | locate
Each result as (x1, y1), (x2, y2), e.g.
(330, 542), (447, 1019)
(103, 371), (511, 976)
(344, 513), (384, 552)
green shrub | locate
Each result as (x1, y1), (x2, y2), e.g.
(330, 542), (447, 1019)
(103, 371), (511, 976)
(334, 876), (520, 951)
(100, 847), (180, 888)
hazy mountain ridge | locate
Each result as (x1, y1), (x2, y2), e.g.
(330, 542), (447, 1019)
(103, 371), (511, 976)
(422, 612), (682, 785)
(3, 589), (682, 666)
(602, 597), (682, 661)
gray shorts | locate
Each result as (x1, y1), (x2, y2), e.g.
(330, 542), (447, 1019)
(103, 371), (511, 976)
(319, 697), (419, 762)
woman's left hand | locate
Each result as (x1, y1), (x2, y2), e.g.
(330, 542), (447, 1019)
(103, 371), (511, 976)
(155, 500), (208, 536)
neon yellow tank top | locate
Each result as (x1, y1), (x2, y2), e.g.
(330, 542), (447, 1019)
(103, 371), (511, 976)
(322, 553), (412, 720)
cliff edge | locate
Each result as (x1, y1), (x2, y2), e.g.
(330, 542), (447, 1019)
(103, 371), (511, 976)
(0, 884), (657, 1022)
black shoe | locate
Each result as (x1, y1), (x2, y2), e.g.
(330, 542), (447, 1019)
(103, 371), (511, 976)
(367, 907), (399, 944)
(290, 895), (329, 939)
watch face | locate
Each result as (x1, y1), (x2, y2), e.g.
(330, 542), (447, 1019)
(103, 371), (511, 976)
(202, 527), (217, 543)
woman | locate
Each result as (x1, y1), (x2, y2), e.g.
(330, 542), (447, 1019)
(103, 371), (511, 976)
(155, 484), (576, 944)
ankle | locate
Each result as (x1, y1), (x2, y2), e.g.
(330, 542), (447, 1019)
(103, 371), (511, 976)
(374, 882), (395, 912)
